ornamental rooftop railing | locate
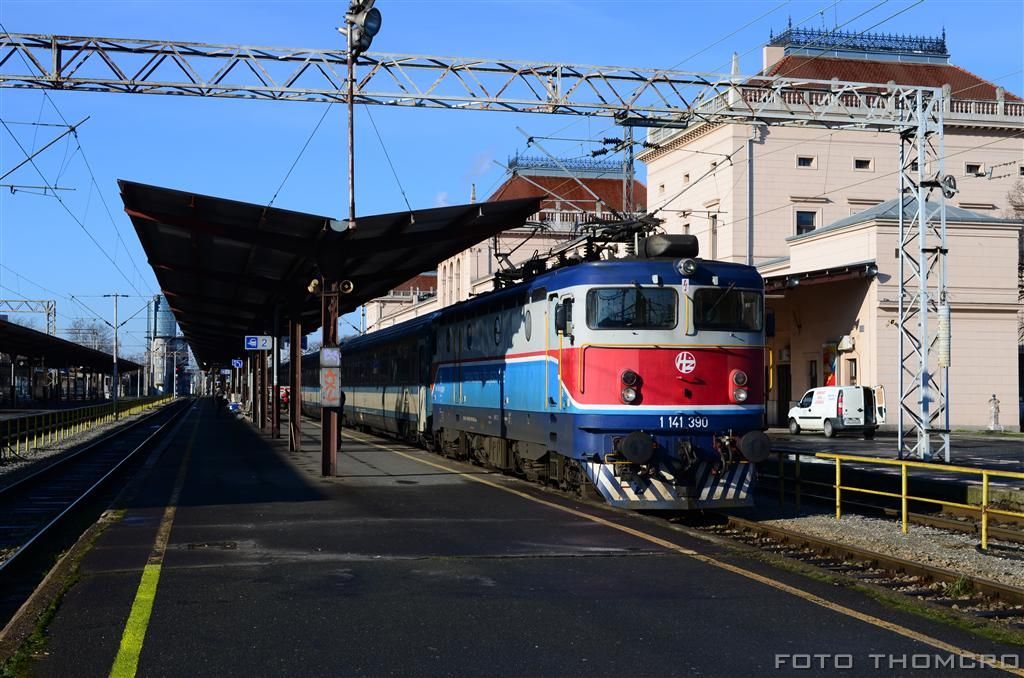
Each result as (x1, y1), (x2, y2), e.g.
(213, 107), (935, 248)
(769, 26), (948, 57)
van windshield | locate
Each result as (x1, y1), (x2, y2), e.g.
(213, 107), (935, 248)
(693, 287), (763, 332)
(798, 392), (814, 408)
(586, 287), (677, 330)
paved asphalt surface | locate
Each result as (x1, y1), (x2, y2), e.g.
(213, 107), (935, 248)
(28, 401), (1024, 677)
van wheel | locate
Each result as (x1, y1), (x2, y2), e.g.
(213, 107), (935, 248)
(864, 428), (875, 440)
(823, 419), (836, 438)
(788, 418), (801, 435)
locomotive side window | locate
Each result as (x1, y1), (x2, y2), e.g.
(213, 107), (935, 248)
(693, 287), (763, 332)
(466, 322), (473, 350)
(586, 287), (677, 330)
(524, 309), (532, 341)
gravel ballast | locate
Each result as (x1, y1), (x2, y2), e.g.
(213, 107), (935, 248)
(761, 513), (1024, 589)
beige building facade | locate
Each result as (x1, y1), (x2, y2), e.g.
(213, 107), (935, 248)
(637, 28), (1024, 429)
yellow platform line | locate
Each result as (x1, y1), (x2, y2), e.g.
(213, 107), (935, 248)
(109, 409), (201, 678)
(342, 428), (1023, 676)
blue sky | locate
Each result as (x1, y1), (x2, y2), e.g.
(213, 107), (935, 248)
(1, 0), (1021, 357)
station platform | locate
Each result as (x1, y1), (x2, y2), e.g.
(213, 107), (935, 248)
(22, 401), (1023, 676)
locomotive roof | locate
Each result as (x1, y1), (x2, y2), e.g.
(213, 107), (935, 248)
(303, 257), (764, 358)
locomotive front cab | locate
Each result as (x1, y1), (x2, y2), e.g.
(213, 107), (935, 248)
(550, 239), (768, 509)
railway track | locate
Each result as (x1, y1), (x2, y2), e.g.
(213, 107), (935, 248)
(695, 515), (1024, 629)
(0, 400), (188, 604)
(757, 472), (1024, 545)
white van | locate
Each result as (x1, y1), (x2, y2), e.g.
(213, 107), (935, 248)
(787, 385), (886, 438)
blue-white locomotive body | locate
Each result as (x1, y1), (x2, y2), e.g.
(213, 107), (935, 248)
(302, 252), (769, 510)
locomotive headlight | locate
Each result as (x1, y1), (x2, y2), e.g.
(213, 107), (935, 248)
(621, 387), (639, 404)
(679, 258), (698, 276)
(621, 369), (640, 387)
(732, 370), (748, 387)
(733, 388), (749, 403)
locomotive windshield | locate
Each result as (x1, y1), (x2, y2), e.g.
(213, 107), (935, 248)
(693, 287), (763, 332)
(586, 287), (677, 329)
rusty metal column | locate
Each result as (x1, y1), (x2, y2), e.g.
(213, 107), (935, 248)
(259, 351), (268, 431)
(272, 310), (281, 439)
(321, 285), (338, 476)
(289, 320), (302, 451)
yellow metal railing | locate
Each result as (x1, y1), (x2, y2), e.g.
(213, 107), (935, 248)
(818, 452), (1024, 550)
(1, 395), (174, 459)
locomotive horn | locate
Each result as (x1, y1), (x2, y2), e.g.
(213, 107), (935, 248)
(339, 280), (355, 294)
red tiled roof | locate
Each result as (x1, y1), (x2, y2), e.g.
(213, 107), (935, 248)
(764, 55), (1020, 102)
(488, 175), (647, 212)
(393, 273), (436, 292)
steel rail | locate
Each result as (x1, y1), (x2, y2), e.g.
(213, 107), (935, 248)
(721, 515), (1024, 607)
(0, 400), (190, 576)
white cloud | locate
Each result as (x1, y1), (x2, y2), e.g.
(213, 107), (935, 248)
(434, 191), (450, 207)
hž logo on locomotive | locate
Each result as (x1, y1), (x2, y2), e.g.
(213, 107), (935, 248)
(674, 351), (696, 374)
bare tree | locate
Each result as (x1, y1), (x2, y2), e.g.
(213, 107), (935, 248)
(1007, 179), (1024, 220)
(8, 315), (41, 331)
(65, 318), (114, 353)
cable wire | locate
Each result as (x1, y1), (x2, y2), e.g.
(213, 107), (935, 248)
(268, 102), (333, 209)
(363, 104), (413, 213)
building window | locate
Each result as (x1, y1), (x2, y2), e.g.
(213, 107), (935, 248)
(709, 161), (718, 171)
(808, 361), (818, 389)
(964, 162), (983, 176)
(658, 183), (665, 194)
(910, 161), (920, 172)
(796, 155), (816, 169)
(795, 210), (816, 235)
(1019, 166), (1024, 177)
(681, 222), (690, 234)
(854, 158), (873, 171)
(709, 213), (718, 260)
(683, 173), (690, 184)
(846, 358), (858, 386)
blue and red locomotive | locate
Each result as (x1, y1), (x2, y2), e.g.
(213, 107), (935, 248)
(302, 234), (769, 510)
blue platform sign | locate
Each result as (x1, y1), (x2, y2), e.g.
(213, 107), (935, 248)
(231, 359), (243, 369)
(244, 335), (272, 351)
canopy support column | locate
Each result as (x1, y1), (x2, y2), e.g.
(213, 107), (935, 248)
(289, 320), (302, 451)
(272, 309), (281, 439)
(321, 284), (338, 477)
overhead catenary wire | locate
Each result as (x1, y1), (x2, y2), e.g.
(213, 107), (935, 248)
(362, 104), (412, 213)
(267, 102), (333, 209)
(0, 19), (154, 296)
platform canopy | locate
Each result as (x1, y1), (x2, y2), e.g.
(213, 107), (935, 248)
(120, 180), (542, 367)
(0, 319), (142, 372)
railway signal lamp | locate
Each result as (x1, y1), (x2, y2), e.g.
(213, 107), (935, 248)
(346, 0), (382, 56)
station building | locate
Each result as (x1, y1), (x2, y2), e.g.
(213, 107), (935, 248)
(636, 27), (1024, 430)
